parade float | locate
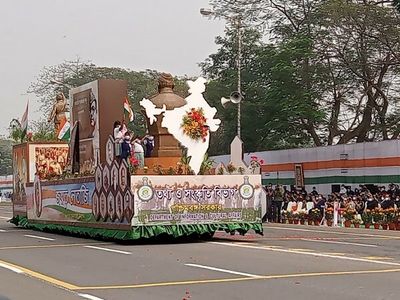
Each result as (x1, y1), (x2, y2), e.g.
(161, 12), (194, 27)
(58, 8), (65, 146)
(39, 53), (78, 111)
(11, 75), (266, 240)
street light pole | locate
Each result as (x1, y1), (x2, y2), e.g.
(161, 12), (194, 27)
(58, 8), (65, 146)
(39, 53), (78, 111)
(236, 16), (242, 139)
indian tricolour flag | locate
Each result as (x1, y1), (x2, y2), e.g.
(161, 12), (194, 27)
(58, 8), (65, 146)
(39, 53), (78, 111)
(124, 97), (134, 122)
(58, 119), (71, 141)
(20, 101), (29, 139)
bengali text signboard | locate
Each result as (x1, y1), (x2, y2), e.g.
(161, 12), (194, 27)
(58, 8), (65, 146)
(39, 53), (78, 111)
(131, 175), (265, 226)
(26, 178), (95, 223)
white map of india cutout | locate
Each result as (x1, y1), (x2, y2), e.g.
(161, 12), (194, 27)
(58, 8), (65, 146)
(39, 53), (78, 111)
(140, 77), (221, 174)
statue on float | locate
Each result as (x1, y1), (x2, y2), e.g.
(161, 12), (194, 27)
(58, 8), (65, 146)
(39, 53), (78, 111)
(48, 92), (68, 132)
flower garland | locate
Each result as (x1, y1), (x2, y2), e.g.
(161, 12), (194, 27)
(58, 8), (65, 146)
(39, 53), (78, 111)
(181, 108), (209, 142)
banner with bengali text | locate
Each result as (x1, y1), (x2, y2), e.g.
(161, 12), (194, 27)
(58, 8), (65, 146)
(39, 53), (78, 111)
(131, 174), (266, 226)
(26, 178), (95, 223)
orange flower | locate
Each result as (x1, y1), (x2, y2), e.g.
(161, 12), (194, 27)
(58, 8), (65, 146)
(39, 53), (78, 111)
(181, 108), (208, 142)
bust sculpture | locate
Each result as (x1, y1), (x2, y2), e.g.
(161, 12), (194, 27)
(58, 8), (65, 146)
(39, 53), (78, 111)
(48, 92), (68, 132)
(147, 73), (186, 157)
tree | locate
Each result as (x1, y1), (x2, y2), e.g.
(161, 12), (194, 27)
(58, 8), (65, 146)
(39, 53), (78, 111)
(314, 0), (400, 143)
(394, 0), (400, 12)
(202, 27), (318, 154)
(31, 119), (56, 142)
(28, 59), (190, 137)
(0, 139), (13, 176)
(208, 0), (400, 148)
(8, 119), (25, 143)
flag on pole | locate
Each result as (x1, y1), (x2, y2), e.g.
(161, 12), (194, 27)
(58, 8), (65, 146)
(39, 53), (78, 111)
(58, 119), (71, 141)
(123, 97), (134, 122)
(20, 101), (29, 140)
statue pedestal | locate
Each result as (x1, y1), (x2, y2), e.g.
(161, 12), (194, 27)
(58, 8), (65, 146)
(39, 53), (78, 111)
(144, 157), (181, 169)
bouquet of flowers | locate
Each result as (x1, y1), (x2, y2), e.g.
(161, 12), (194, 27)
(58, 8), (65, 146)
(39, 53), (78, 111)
(292, 211), (300, 220)
(181, 108), (209, 142)
(249, 156), (264, 174)
(298, 211), (307, 221)
(129, 156), (139, 174)
(325, 207), (334, 221)
(286, 211), (294, 221)
(361, 209), (373, 224)
(343, 208), (356, 221)
(385, 208), (398, 223)
(372, 208), (385, 224)
(250, 156), (265, 168)
(309, 208), (321, 221)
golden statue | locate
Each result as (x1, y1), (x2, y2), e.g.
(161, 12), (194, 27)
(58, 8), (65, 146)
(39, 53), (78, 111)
(48, 92), (68, 132)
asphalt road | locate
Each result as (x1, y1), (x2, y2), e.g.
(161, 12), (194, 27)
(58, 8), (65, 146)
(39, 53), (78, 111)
(1, 202), (400, 300)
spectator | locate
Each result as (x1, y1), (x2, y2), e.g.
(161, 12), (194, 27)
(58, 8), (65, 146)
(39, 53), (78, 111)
(310, 187), (318, 196)
(395, 195), (400, 209)
(133, 137), (145, 168)
(271, 184), (284, 223)
(143, 135), (155, 158)
(381, 194), (394, 209)
(113, 121), (122, 140)
(264, 184), (274, 223)
(366, 194), (379, 210)
(120, 132), (132, 161)
(340, 184), (347, 195)
(355, 198), (365, 214)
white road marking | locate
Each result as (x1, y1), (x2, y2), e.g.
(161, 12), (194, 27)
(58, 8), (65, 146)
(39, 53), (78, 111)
(209, 242), (400, 267)
(83, 245), (131, 255)
(24, 234), (55, 241)
(77, 293), (105, 300)
(185, 263), (261, 278)
(0, 216), (10, 220)
(0, 262), (24, 274)
(301, 238), (378, 248)
(266, 225), (400, 239)
(0, 229), (6, 232)
(362, 256), (393, 260)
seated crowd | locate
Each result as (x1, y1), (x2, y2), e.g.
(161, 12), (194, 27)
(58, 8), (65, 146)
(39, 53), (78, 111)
(264, 183), (400, 223)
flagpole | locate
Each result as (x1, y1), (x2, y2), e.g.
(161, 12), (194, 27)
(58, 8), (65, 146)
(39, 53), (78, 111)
(20, 100), (29, 142)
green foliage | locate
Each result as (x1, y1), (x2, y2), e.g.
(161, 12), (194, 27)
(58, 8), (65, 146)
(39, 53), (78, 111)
(0, 139), (13, 176)
(199, 153), (215, 175)
(180, 148), (192, 175)
(202, 28), (318, 153)
(395, 0), (400, 12)
(31, 119), (56, 142)
(206, 0), (400, 152)
(29, 59), (190, 138)
(8, 119), (25, 143)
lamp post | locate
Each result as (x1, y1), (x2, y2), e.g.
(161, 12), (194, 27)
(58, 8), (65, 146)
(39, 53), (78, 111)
(200, 8), (243, 139)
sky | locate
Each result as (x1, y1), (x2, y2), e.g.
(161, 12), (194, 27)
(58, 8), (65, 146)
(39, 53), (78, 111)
(0, 0), (225, 136)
